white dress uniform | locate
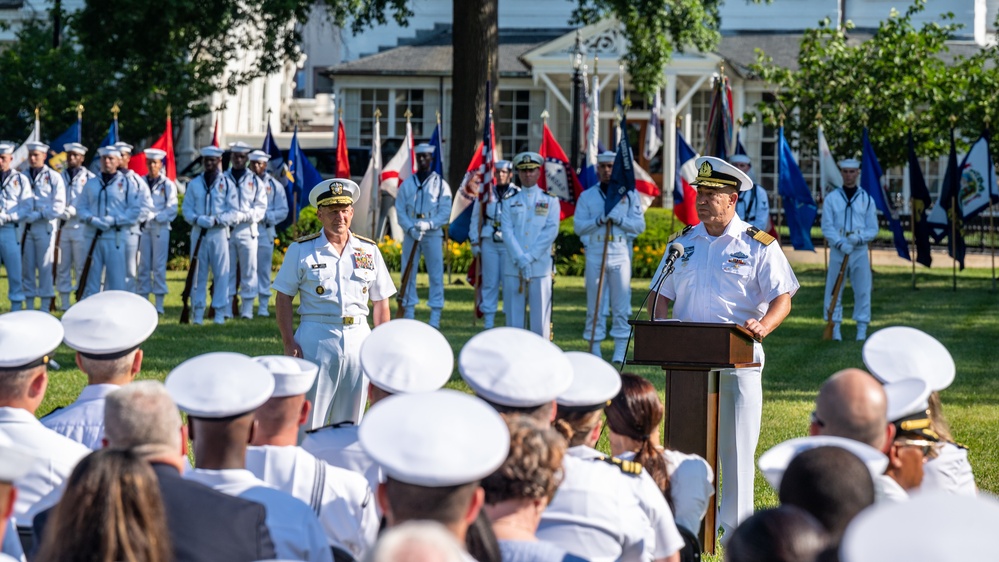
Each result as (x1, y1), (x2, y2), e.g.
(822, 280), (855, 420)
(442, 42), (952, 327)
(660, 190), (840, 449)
(922, 442), (977, 495)
(245, 445), (379, 559)
(39, 383), (120, 449)
(76, 171), (146, 297)
(735, 184), (770, 232)
(181, 171), (236, 320)
(136, 173), (178, 302)
(256, 172), (289, 314)
(500, 184), (560, 338)
(821, 186), (878, 328)
(302, 423), (380, 494)
(21, 165), (66, 307)
(620, 448), (715, 534)
(186, 468), (333, 562)
(56, 166), (95, 307)
(224, 169), (267, 317)
(394, 171), (452, 319)
(0, 169), (32, 306)
(574, 185), (645, 356)
(875, 474), (908, 503)
(470, 183), (516, 328)
(122, 169), (152, 293)
(651, 214), (799, 536)
(273, 232), (396, 429)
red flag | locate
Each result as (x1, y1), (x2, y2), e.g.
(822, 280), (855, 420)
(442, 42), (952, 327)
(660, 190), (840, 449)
(538, 123), (584, 220)
(128, 116), (177, 181)
(211, 117), (220, 148)
(335, 118), (350, 178)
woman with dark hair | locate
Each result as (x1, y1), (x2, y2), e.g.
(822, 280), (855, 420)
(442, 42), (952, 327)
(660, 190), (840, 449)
(35, 448), (171, 562)
(605, 373), (714, 534)
(726, 506), (829, 562)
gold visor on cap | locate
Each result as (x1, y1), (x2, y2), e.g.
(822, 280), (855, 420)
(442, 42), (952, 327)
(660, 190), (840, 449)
(316, 181), (353, 207)
(692, 160), (740, 188)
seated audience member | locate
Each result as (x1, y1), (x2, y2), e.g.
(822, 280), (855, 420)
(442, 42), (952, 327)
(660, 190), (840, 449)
(363, 520), (467, 562)
(726, 506), (829, 562)
(880, 378), (937, 501)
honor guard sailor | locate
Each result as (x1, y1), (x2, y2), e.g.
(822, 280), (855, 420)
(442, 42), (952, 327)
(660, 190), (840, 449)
(21, 142), (66, 311)
(469, 159), (515, 329)
(56, 143), (95, 310)
(136, 149), (178, 314)
(112, 142), (154, 294)
(224, 141), (267, 319)
(249, 150), (288, 317)
(0, 144), (31, 310)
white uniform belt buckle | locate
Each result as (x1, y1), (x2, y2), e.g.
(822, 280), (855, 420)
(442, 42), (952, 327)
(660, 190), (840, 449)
(597, 234), (624, 242)
(342, 316), (356, 325)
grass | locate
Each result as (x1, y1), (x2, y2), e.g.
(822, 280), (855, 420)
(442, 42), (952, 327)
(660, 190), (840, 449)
(4, 262), (998, 553)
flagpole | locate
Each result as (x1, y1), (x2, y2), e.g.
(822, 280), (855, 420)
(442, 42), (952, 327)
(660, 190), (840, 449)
(990, 200), (996, 291)
(371, 108), (381, 239)
(76, 104), (84, 143)
(111, 102), (120, 143)
(911, 193), (918, 290)
(952, 191), (957, 292)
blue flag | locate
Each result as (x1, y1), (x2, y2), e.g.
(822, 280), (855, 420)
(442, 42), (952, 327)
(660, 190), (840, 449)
(606, 113), (636, 217)
(46, 120), (82, 172)
(429, 123), (444, 176)
(89, 119), (119, 172)
(907, 132), (932, 268)
(777, 127), (817, 251)
(937, 130), (965, 269)
(735, 132), (747, 156)
(287, 127), (324, 223)
(262, 123), (285, 178)
(861, 128), (909, 261)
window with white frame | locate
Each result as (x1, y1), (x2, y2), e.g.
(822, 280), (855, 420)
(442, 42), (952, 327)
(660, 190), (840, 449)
(395, 89), (425, 139)
(358, 89), (390, 146)
(498, 90), (532, 156)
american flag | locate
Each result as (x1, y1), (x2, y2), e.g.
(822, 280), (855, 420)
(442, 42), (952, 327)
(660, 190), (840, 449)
(478, 81), (497, 207)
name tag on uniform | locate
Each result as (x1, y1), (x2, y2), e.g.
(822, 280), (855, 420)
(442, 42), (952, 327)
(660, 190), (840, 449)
(534, 200), (549, 216)
(311, 263), (327, 269)
(353, 251), (374, 270)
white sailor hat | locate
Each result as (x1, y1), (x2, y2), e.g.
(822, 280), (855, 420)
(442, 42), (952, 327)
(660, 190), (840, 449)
(309, 178), (359, 208)
(254, 356), (319, 398)
(596, 151), (616, 164)
(459, 327), (573, 408)
(757, 435), (888, 491)
(248, 150), (270, 163)
(199, 146), (225, 158)
(143, 148), (167, 161)
(692, 156), (753, 192)
(884, 378), (937, 440)
(841, 493), (999, 562)
(165, 352), (275, 418)
(361, 319), (453, 394)
(0, 144), (14, 155)
(863, 327), (955, 391)
(113, 142), (133, 154)
(414, 143), (435, 155)
(557, 352), (622, 411)
(25, 141), (50, 154)
(838, 158), (860, 169)
(513, 152), (543, 170)
(97, 146), (121, 158)
(63, 142), (88, 155)
(495, 160), (512, 171)
(62, 290), (158, 359)
(228, 141), (253, 154)
(0, 311), (63, 370)
(359, 389), (509, 487)
(0, 430), (35, 483)
(729, 154), (752, 165)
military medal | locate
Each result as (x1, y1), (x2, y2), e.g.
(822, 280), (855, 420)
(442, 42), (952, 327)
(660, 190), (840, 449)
(316, 286), (325, 295)
(353, 251), (374, 270)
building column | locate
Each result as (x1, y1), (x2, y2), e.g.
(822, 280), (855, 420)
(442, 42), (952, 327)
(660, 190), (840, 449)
(664, 74), (677, 209)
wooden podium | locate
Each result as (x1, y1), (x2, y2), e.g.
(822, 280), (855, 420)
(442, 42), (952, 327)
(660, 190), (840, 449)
(627, 321), (761, 554)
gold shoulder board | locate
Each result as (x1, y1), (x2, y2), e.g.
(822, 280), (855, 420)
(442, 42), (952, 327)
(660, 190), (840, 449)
(295, 231), (322, 243)
(747, 226), (776, 246)
(597, 455), (643, 476)
(352, 233), (377, 245)
(667, 224), (694, 244)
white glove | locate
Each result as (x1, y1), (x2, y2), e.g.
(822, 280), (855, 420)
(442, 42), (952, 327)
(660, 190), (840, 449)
(25, 211), (41, 223)
(596, 216), (606, 226)
(516, 254), (533, 270)
(197, 215), (215, 229)
(90, 217), (108, 231)
(471, 244), (481, 257)
(102, 215), (115, 228)
(839, 242), (855, 255)
(408, 227), (423, 240)
(0, 213), (7, 226)
(155, 212), (169, 223)
(847, 233), (862, 246)
(417, 220), (431, 232)
(519, 263), (532, 280)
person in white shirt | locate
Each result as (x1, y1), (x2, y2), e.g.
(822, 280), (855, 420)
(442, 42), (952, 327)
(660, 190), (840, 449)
(223, 141), (268, 320)
(21, 142), (66, 311)
(113, 142), (154, 295)
(56, 143), (95, 311)
(136, 148), (179, 315)
(249, 150), (288, 317)
(0, 144), (32, 311)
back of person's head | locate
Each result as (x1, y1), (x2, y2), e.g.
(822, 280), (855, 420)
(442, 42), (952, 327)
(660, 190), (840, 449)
(383, 478), (481, 526)
(814, 369), (889, 450)
(484, 398), (555, 424)
(34, 448), (171, 562)
(104, 381), (182, 459)
(605, 373), (672, 507)
(779, 446), (875, 541)
(482, 415), (566, 505)
(0, 365), (45, 406)
(726, 505), (830, 562)
(553, 408), (602, 448)
(364, 520), (466, 562)
(78, 350), (139, 385)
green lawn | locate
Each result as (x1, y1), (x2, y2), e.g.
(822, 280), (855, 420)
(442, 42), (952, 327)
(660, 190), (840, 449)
(5, 262), (997, 512)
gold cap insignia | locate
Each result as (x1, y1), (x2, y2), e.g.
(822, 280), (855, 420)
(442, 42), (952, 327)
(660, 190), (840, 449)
(330, 182), (344, 196)
(698, 161), (713, 177)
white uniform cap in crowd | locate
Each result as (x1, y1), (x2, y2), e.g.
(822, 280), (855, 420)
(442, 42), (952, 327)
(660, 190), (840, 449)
(459, 327), (573, 408)
(62, 290), (158, 358)
(596, 151), (616, 164)
(113, 142), (133, 154)
(557, 352), (622, 411)
(0, 311), (63, 370)
(729, 154), (752, 165)
(360, 319), (453, 394)
(200, 146), (225, 158)
(166, 352), (275, 418)
(228, 141), (253, 154)
(97, 146), (121, 158)
(841, 492), (999, 562)
(359, 389), (509, 487)
(513, 152), (543, 170)
(63, 142), (88, 155)
(254, 356), (319, 398)
(0, 430), (35, 483)
(0, 144), (14, 155)
(309, 178), (359, 208)
(863, 326), (955, 391)
(495, 160), (512, 171)
(249, 150), (270, 163)
(838, 158), (860, 169)
(883, 378), (930, 423)
(25, 141), (50, 154)
(757, 435), (889, 491)
(692, 156), (753, 192)
(414, 143), (435, 155)
(143, 148), (167, 161)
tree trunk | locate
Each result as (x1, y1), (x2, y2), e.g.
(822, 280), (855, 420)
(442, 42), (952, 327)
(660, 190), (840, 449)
(449, 0), (498, 190)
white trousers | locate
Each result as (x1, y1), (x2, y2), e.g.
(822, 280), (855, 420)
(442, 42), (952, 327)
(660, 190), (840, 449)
(582, 253), (632, 341)
(21, 221), (55, 299)
(824, 246), (871, 323)
(56, 228), (87, 295)
(82, 230), (127, 298)
(296, 320), (371, 430)
(228, 224), (259, 302)
(124, 230), (140, 292)
(477, 238), (507, 315)
(191, 228), (229, 310)
(0, 227), (24, 302)
(256, 230), (275, 303)
(400, 233), (444, 309)
(137, 223), (170, 296)
(503, 273), (552, 340)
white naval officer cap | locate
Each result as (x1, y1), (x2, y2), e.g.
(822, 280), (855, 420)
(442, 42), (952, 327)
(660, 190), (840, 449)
(729, 154), (752, 165)
(596, 151), (616, 164)
(692, 156), (753, 192)
(97, 146), (122, 158)
(228, 141), (253, 154)
(360, 319), (453, 394)
(841, 492), (999, 562)
(165, 352), (275, 418)
(248, 150), (270, 163)
(557, 352), (622, 411)
(458, 327), (573, 408)
(359, 389), (509, 487)
(0, 311), (63, 370)
(757, 435), (888, 491)
(513, 152), (543, 170)
(883, 378), (938, 441)
(143, 148), (167, 161)
(62, 290), (158, 359)
(63, 142), (88, 155)
(113, 142), (133, 154)
(199, 146), (225, 158)
(838, 158), (860, 169)
(25, 141), (50, 154)
(0, 144), (14, 155)
(414, 143), (436, 155)
(863, 326), (955, 391)
(309, 178), (359, 208)
(0, 430), (35, 484)
(254, 356), (319, 398)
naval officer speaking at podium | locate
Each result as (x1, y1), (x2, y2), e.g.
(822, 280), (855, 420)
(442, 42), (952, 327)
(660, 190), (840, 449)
(647, 156), (799, 540)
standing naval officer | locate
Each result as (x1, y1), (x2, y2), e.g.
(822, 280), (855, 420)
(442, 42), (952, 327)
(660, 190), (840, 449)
(0, 144), (31, 310)
(274, 179), (396, 430)
(21, 142), (66, 311)
(56, 143), (95, 311)
(113, 143), (153, 294)
(821, 158), (878, 341)
(395, 143), (451, 328)
(470, 160), (515, 329)
(224, 141), (267, 319)
(574, 150), (646, 362)
(249, 150), (288, 317)
(649, 156), (799, 541)
(729, 154), (771, 232)
(136, 149), (178, 314)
